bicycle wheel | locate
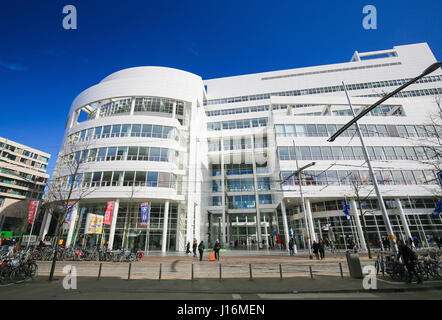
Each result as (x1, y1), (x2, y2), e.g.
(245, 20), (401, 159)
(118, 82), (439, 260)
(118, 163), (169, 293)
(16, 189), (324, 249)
(0, 267), (11, 285)
(10, 267), (26, 284)
(27, 262), (38, 279)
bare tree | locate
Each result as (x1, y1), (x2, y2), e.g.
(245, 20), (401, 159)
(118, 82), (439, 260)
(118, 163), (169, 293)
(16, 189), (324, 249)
(44, 139), (97, 281)
(347, 173), (377, 259)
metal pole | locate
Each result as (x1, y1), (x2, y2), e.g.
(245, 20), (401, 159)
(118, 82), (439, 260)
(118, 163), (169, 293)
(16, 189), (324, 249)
(219, 264), (222, 280)
(249, 264), (253, 280)
(293, 140), (313, 256)
(339, 262), (344, 279)
(97, 263), (102, 280)
(128, 262), (132, 280)
(159, 263), (162, 281)
(309, 265), (313, 279)
(279, 264), (283, 280)
(342, 82), (397, 253)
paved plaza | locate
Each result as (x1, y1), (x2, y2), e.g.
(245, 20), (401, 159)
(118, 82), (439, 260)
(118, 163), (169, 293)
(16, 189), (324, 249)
(1, 251), (441, 300)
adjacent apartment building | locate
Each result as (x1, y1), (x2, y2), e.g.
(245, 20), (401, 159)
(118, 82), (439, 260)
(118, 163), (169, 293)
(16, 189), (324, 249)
(0, 137), (50, 234)
(47, 42), (442, 252)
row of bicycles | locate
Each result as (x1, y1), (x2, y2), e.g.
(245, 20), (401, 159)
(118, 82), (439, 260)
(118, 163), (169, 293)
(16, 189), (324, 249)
(0, 250), (38, 285)
(375, 249), (442, 281)
(27, 246), (144, 263)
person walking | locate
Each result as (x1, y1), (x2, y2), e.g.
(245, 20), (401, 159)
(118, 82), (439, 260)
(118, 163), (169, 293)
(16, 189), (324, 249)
(397, 239), (422, 284)
(319, 239), (325, 260)
(198, 241), (205, 261)
(288, 238), (294, 256)
(213, 239), (221, 260)
(192, 239), (197, 258)
(312, 241), (320, 260)
(186, 242), (191, 255)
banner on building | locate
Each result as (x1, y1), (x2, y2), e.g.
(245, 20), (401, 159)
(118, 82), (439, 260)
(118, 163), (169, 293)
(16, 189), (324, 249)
(140, 202), (150, 226)
(104, 201), (115, 225)
(84, 213), (104, 234)
(27, 201), (39, 224)
(64, 201), (75, 223)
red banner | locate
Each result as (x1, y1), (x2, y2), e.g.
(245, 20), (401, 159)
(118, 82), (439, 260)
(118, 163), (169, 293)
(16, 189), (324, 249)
(104, 201), (115, 225)
(27, 201), (39, 224)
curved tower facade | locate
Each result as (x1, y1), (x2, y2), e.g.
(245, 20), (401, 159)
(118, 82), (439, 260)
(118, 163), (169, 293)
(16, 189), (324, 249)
(50, 67), (207, 252)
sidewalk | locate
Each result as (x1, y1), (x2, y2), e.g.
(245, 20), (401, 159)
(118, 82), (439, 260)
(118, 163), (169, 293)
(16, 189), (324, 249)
(1, 274), (441, 300)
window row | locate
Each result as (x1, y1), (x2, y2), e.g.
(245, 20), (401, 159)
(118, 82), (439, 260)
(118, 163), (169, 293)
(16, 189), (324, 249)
(57, 171), (177, 189)
(280, 169), (438, 186)
(67, 124), (177, 144)
(212, 194), (273, 208)
(204, 75), (442, 105)
(206, 105), (269, 117)
(275, 123), (440, 138)
(278, 145), (441, 161)
(289, 198), (440, 214)
(212, 177), (271, 192)
(208, 137), (267, 152)
(0, 142), (48, 163)
(134, 97), (184, 116)
(64, 146), (177, 163)
(99, 98), (132, 117)
(359, 87), (442, 99)
(207, 118), (268, 131)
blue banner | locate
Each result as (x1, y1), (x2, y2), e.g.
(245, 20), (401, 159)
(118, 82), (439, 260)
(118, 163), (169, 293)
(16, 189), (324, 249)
(65, 202), (74, 223)
(432, 199), (442, 218)
(140, 202), (150, 226)
(343, 200), (351, 222)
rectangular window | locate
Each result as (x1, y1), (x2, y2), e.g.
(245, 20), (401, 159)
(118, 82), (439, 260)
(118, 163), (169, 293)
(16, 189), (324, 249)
(123, 171), (135, 186)
(146, 172), (158, 187)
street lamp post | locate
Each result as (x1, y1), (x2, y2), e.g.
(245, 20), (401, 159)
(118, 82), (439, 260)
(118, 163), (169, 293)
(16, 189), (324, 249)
(280, 142), (316, 256)
(326, 61), (442, 252)
(341, 81), (398, 252)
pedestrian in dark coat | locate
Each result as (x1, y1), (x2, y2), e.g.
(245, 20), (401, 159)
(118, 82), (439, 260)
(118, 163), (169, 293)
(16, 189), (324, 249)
(198, 241), (205, 261)
(186, 242), (191, 255)
(319, 240), (325, 260)
(288, 239), (294, 256)
(312, 241), (320, 260)
(397, 239), (422, 284)
(192, 239), (197, 257)
(213, 239), (221, 260)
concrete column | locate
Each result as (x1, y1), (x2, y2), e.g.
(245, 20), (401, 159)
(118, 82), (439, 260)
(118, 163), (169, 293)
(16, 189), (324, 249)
(129, 97), (136, 115)
(220, 137), (227, 246)
(161, 200), (170, 253)
(263, 215), (269, 248)
(305, 199), (317, 243)
(172, 101), (177, 119)
(65, 203), (79, 247)
(250, 135), (263, 246)
(107, 199), (119, 250)
(280, 200), (290, 252)
(350, 199), (367, 251)
(40, 209), (52, 240)
(395, 198), (412, 241)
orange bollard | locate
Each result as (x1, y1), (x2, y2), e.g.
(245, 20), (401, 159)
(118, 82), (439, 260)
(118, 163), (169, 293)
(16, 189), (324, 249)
(209, 252), (215, 261)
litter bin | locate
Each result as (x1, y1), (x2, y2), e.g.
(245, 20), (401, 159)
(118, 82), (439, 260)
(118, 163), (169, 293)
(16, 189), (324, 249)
(346, 251), (363, 279)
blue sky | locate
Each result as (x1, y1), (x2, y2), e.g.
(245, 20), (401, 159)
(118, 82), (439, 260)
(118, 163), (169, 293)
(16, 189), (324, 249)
(0, 0), (441, 177)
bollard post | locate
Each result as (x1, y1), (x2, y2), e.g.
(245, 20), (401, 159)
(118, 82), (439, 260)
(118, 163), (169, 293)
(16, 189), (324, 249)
(97, 263), (102, 280)
(249, 264), (253, 281)
(279, 264), (283, 280)
(219, 264), (222, 281)
(159, 263), (162, 281)
(128, 262), (132, 281)
(191, 264), (194, 281)
(309, 265), (313, 279)
(339, 262), (344, 279)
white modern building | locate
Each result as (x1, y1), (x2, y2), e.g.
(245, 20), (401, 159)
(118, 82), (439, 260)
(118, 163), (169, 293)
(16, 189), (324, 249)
(45, 42), (442, 252)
